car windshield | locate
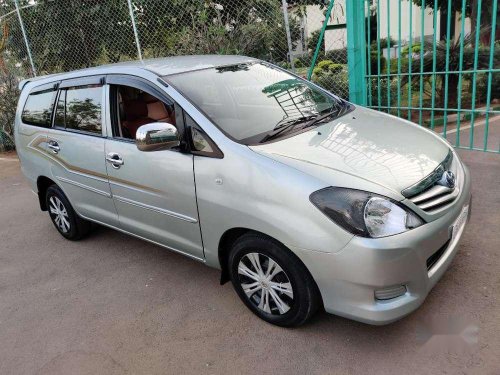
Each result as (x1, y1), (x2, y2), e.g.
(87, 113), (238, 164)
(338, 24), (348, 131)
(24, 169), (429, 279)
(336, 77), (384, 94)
(165, 62), (349, 144)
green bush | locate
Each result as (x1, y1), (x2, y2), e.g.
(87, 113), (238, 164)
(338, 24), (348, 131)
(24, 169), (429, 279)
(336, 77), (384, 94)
(307, 29), (325, 54)
(325, 48), (348, 64)
(0, 72), (19, 152)
(277, 61), (291, 70)
(371, 37), (397, 50)
(329, 64), (344, 74)
(369, 51), (387, 75)
(293, 58), (304, 68)
(317, 59), (334, 71)
(312, 66), (323, 76)
(370, 77), (399, 108)
(402, 43), (421, 57)
(314, 60), (344, 74)
(389, 57), (412, 74)
(311, 61), (349, 100)
(472, 72), (500, 104)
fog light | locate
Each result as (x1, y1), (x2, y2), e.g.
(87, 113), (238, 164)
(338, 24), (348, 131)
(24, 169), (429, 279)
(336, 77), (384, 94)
(375, 285), (407, 300)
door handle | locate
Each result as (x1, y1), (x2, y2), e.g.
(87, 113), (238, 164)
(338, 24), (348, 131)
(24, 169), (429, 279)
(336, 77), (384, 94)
(106, 152), (124, 169)
(48, 140), (60, 154)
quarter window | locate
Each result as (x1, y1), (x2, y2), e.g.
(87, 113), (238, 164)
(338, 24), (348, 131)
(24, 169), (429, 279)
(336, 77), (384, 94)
(21, 90), (57, 127)
(56, 85), (102, 135)
(185, 114), (213, 153)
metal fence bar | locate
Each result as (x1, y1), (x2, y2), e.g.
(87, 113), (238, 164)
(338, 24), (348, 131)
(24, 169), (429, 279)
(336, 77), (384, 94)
(385, 0), (391, 110)
(455, 0), (470, 148)
(442, 0), (453, 137)
(483, 0), (498, 151)
(418, 0), (425, 125)
(127, 0), (143, 62)
(468, 0), (483, 149)
(429, 0), (438, 130)
(396, 0), (402, 117)
(346, 0), (367, 105)
(407, 0), (413, 120)
(13, 0), (36, 76)
(366, 0), (372, 107)
(376, 0), (381, 110)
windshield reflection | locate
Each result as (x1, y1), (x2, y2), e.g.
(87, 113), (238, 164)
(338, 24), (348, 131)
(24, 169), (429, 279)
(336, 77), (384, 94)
(167, 62), (347, 144)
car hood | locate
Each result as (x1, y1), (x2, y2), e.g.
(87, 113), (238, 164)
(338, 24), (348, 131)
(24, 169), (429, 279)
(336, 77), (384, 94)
(250, 106), (450, 197)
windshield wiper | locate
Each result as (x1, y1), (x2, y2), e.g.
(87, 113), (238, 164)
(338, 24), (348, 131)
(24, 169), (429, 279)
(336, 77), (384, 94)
(259, 115), (317, 143)
(259, 101), (352, 143)
(299, 101), (352, 130)
(301, 108), (342, 129)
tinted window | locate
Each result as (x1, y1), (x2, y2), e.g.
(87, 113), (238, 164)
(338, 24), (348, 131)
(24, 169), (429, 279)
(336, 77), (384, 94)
(64, 85), (102, 134)
(166, 62), (346, 144)
(21, 90), (57, 127)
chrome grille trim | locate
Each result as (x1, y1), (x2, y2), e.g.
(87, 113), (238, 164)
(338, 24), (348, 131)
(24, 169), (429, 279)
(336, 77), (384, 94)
(406, 151), (461, 214)
(410, 185), (454, 205)
(417, 187), (459, 211)
(401, 150), (453, 198)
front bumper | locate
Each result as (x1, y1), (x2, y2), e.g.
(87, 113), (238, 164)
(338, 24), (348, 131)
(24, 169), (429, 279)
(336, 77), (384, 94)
(291, 165), (472, 325)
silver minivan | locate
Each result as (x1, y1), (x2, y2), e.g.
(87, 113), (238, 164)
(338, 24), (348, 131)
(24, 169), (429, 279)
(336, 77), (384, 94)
(15, 55), (471, 326)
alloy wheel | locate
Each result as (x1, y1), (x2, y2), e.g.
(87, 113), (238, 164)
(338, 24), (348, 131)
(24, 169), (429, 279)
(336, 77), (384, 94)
(237, 252), (294, 315)
(48, 196), (71, 233)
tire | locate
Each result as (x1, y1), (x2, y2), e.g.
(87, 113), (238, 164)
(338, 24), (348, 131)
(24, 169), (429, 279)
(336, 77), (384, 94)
(45, 184), (91, 240)
(229, 233), (320, 327)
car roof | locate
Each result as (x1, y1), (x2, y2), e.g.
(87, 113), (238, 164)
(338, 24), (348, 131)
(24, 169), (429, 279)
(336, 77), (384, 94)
(19, 55), (258, 90)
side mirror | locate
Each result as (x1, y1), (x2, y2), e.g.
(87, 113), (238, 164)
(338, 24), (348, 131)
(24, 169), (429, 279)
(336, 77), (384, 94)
(136, 122), (180, 152)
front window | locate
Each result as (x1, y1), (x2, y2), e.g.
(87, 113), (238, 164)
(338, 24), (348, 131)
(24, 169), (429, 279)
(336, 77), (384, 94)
(111, 84), (176, 140)
(165, 62), (349, 145)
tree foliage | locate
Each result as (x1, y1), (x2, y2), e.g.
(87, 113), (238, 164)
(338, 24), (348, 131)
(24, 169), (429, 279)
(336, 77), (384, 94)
(4, 0), (309, 75)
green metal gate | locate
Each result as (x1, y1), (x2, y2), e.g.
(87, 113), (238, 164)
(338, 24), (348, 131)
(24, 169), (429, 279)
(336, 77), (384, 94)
(344, 0), (500, 153)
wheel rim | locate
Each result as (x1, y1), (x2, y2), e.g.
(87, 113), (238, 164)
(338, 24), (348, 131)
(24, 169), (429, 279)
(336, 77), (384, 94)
(237, 252), (294, 315)
(48, 196), (71, 233)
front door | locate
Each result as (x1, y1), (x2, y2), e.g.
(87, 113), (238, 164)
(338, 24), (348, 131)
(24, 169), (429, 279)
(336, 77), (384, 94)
(103, 78), (204, 260)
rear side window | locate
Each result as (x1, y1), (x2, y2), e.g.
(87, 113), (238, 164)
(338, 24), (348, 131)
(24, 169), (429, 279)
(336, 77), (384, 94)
(21, 90), (57, 127)
(56, 85), (102, 135)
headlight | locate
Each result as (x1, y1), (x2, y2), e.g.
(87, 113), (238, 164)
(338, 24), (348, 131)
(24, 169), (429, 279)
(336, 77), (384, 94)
(309, 187), (424, 238)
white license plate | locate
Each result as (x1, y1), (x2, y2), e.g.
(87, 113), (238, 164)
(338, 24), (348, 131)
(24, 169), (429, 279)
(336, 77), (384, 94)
(452, 205), (469, 242)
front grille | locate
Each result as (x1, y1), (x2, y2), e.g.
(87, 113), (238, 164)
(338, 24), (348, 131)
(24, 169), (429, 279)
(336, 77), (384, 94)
(410, 184), (459, 212)
(404, 150), (461, 214)
(426, 239), (450, 270)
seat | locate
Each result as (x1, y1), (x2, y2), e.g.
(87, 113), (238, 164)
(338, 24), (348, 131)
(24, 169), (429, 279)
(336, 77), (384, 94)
(122, 99), (153, 139)
(147, 100), (176, 125)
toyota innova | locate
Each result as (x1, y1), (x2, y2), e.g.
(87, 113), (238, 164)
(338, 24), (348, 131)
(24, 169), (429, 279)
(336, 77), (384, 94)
(15, 55), (471, 326)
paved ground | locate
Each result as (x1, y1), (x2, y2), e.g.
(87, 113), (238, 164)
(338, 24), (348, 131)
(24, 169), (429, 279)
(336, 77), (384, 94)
(0, 150), (499, 375)
(440, 113), (500, 152)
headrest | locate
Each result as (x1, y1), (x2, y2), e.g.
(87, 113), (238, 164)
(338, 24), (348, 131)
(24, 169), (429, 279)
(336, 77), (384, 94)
(124, 100), (148, 120)
(147, 101), (169, 121)
(142, 92), (158, 103)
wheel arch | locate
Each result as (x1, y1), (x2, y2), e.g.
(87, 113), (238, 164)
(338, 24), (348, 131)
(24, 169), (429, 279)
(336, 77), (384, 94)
(218, 227), (252, 285)
(36, 176), (57, 211)
(218, 228), (322, 305)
